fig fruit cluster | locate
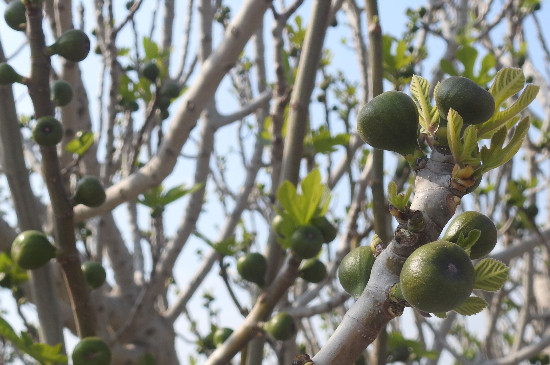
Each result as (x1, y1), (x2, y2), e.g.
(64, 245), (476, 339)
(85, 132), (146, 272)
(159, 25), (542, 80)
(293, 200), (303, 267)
(399, 211), (498, 313)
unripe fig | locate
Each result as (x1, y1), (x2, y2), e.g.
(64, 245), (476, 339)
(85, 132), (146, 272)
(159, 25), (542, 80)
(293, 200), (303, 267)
(81, 261), (107, 289)
(310, 216), (337, 243)
(11, 230), (56, 270)
(156, 95), (171, 110)
(299, 258), (327, 283)
(400, 240), (475, 313)
(4, 1), (26, 31)
(74, 175), (106, 207)
(72, 337), (111, 365)
(237, 252), (267, 286)
(160, 81), (181, 99)
(0, 63), (23, 85)
(356, 91), (419, 155)
(435, 76), (495, 125)
(338, 246), (376, 298)
(48, 29), (91, 62)
(442, 211), (497, 259)
(213, 327), (233, 347)
(289, 225), (324, 259)
(264, 312), (296, 341)
(32, 116), (63, 147)
(142, 62), (159, 82)
(51, 80), (74, 107)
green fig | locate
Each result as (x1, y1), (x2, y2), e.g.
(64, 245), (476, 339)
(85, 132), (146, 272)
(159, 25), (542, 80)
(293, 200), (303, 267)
(51, 80), (74, 107)
(81, 261), (107, 289)
(48, 29), (91, 62)
(264, 312), (296, 341)
(356, 91), (420, 155)
(142, 62), (159, 82)
(3, 1), (26, 31)
(213, 327), (233, 347)
(299, 258), (327, 283)
(310, 216), (338, 243)
(32, 116), (63, 147)
(289, 225), (324, 259)
(74, 175), (106, 207)
(236, 252), (267, 286)
(0, 63), (23, 85)
(435, 76), (495, 125)
(72, 337), (111, 365)
(11, 230), (56, 270)
(160, 81), (181, 99)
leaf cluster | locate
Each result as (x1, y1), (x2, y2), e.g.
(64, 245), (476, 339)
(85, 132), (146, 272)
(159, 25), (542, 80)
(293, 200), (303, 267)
(275, 169), (331, 249)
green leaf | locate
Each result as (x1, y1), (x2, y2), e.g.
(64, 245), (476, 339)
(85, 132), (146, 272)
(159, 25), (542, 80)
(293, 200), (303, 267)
(456, 45), (478, 79)
(489, 67), (525, 109)
(474, 258), (509, 291)
(480, 117), (530, 173)
(446, 108), (464, 163)
(410, 75), (434, 133)
(453, 296), (488, 315)
(300, 168), (330, 223)
(276, 181), (302, 224)
(456, 229), (480, 252)
(459, 125), (478, 164)
(143, 37), (159, 60)
(0, 317), (68, 364)
(477, 84), (540, 139)
(65, 131), (95, 156)
(439, 59), (458, 77)
(159, 183), (204, 206)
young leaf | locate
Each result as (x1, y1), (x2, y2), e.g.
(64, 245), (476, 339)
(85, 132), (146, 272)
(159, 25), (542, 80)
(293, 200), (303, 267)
(453, 296), (488, 316)
(478, 84), (540, 139)
(276, 181), (302, 224)
(300, 168), (328, 223)
(459, 125), (479, 164)
(446, 108), (464, 163)
(456, 229), (481, 252)
(489, 67), (525, 109)
(480, 117), (530, 173)
(410, 75), (433, 133)
(65, 131), (94, 156)
(474, 258), (509, 291)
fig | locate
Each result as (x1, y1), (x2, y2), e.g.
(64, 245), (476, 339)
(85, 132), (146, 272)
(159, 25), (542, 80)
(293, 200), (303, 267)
(435, 76), (495, 125)
(442, 211), (498, 259)
(299, 258), (327, 283)
(310, 216), (337, 243)
(213, 327), (233, 347)
(400, 240), (475, 313)
(3, 1), (26, 31)
(236, 252), (267, 287)
(48, 29), (91, 62)
(51, 80), (74, 107)
(74, 175), (106, 207)
(338, 246), (376, 298)
(289, 225), (324, 259)
(264, 312), (296, 341)
(72, 337), (111, 365)
(32, 116), (63, 147)
(11, 230), (56, 270)
(0, 63), (23, 85)
(142, 62), (159, 82)
(81, 261), (107, 289)
(356, 91), (419, 155)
